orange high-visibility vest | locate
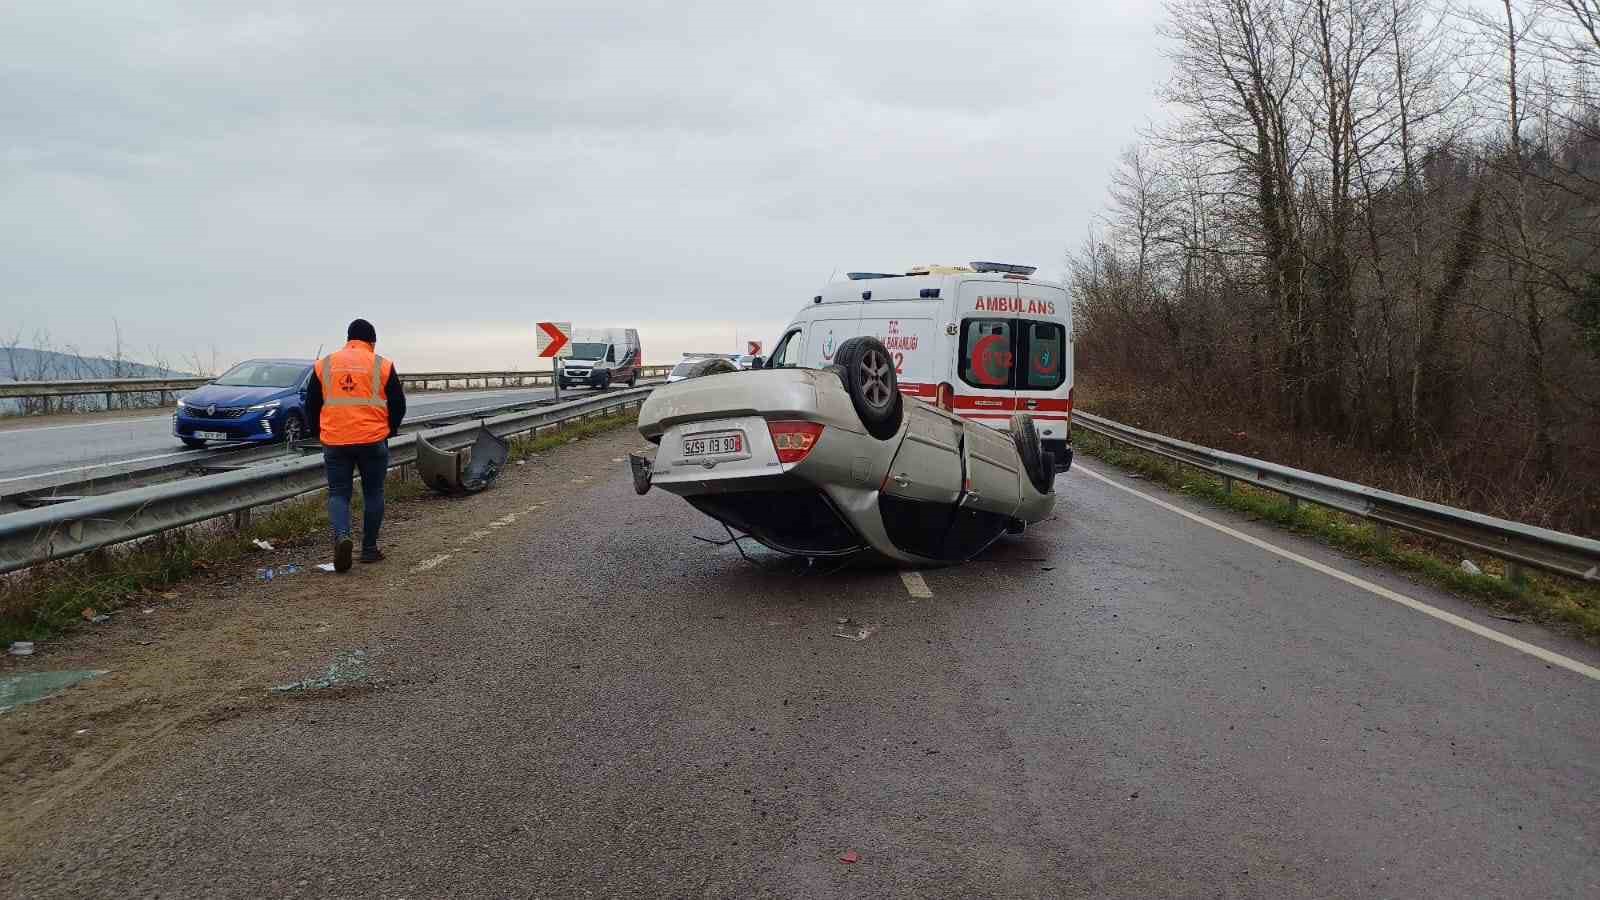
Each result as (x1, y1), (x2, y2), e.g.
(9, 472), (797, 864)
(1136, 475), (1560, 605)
(318, 340), (393, 446)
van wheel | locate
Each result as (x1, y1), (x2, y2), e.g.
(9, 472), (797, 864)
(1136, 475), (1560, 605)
(1010, 414), (1055, 494)
(834, 336), (903, 440)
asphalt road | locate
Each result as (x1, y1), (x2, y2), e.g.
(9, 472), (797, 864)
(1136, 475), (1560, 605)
(0, 386), (560, 485)
(3, 431), (1596, 897)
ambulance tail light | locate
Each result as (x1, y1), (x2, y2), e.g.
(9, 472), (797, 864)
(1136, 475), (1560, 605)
(936, 382), (955, 412)
(768, 421), (825, 464)
(1067, 385), (1074, 428)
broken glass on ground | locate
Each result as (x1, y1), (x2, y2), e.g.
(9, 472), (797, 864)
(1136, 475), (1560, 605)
(0, 670), (108, 713)
(271, 650), (371, 693)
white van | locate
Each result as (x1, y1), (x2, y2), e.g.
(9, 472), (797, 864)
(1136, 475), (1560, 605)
(764, 262), (1073, 469)
(559, 327), (643, 389)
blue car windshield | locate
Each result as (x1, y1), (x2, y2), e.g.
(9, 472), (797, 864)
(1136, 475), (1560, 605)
(213, 362), (306, 388)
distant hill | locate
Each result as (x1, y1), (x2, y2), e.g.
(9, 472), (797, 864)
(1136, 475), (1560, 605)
(0, 347), (192, 383)
(0, 348), (194, 415)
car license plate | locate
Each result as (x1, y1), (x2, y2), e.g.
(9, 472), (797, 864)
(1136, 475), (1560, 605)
(683, 432), (742, 457)
(194, 431), (229, 440)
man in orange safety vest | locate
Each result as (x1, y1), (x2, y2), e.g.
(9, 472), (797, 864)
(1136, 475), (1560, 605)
(305, 318), (408, 572)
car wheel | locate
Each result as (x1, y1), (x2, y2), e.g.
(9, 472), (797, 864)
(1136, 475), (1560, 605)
(598, 372), (612, 390)
(282, 413), (305, 446)
(181, 437), (206, 449)
(833, 336), (903, 440)
(1010, 414), (1055, 494)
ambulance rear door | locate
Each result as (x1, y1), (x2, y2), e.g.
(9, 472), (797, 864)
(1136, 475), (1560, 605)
(953, 280), (1019, 427)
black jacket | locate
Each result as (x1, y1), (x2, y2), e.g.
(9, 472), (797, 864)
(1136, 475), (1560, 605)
(306, 363), (407, 439)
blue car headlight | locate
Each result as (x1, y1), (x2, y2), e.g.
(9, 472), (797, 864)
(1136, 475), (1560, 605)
(248, 399), (281, 416)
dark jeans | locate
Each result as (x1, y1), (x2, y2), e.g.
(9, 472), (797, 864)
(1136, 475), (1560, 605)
(323, 440), (388, 552)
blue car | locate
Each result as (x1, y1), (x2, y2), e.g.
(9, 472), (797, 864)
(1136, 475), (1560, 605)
(174, 358), (315, 448)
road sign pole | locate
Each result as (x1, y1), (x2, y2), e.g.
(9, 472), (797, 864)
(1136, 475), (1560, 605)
(553, 356), (561, 403)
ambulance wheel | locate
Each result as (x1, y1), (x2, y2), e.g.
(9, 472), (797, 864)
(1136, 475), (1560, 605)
(834, 336), (902, 441)
(1010, 414), (1054, 494)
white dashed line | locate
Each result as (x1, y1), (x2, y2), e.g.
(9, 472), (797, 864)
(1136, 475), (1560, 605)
(1073, 463), (1600, 682)
(410, 554), (451, 573)
(900, 571), (933, 599)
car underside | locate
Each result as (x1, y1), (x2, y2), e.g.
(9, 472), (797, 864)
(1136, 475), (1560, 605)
(631, 337), (1058, 565)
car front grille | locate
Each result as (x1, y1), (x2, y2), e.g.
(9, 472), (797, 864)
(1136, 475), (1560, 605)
(188, 406), (248, 419)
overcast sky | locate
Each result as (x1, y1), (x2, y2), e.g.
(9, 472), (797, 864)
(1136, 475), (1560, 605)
(2, 0), (1168, 371)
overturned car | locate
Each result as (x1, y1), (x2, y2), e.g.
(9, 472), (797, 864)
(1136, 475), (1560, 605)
(632, 337), (1058, 565)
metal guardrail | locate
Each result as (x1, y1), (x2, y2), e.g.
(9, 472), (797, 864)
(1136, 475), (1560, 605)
(0, 366), (676, 401)
(0, 388), (653, 574)
(1072, 411), (1600, 582)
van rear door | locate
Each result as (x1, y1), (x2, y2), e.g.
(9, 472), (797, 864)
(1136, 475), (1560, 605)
(954, 280), (1019, 425)
(800, 304), (863, 369)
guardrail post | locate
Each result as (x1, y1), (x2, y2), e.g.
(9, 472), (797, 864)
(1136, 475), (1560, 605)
(234, 508), (252, 531)
(1374, 522), (1391, 549)
(1287, 496), (1300, 513)
(1222, 476), (1233, 495)
(105, 391), (114, 411)
(1506, 561), (1527, 586)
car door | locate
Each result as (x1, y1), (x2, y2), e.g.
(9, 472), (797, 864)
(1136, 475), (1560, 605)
(877, 401), (964, 559)
(766, 327), (804, 368)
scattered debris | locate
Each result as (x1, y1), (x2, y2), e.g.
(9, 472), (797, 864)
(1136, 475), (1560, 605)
(161, 592), (178, 600)
(835, 616), (852, 625)
(0, 670), (108, 713)
(1128, 474), (1145, 479)
(418, 427), (510, 495)
(9, 641), (35, 657)
(839, 851), (860, 864)
(142, 608), (155, 614)
(1041, 566), (1056, 572)
(1459, 559), (1482, 576)
(271, 650), (371, 693)
(88, 614), (110, 624)
(252, 539), (275, 551)
(1490, 614), (1525, 623)
(516, 459), (527, 466)
(74, 728), (89, 736)
(833, 623), (879, 642)
(315, 563), (336, 573)
(80, 607), (97, 621)
(259, 564), (303, 581)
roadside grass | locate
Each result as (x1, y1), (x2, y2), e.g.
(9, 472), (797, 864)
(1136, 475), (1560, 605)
(1074, 428), (1600, 643)
(0, 411), (638, 645)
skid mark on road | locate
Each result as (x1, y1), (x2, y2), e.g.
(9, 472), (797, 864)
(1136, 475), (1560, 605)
(901, 571), (933, 599)
(1073, 463), (1600, 682)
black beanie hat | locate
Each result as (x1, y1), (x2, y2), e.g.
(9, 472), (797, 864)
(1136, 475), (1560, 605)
(347, 318), (377, 343)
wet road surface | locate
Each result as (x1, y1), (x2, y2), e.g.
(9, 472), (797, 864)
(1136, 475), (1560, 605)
(3, 433), (1596, 898)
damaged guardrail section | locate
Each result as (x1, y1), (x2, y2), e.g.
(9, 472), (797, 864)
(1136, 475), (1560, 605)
(0, 388), (653, 575)
(1072, 411), (1600, 582)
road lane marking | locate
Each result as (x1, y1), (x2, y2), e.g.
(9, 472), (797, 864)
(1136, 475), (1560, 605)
(901, 571), (933, 599)
(0, 449), (208, 485)
(0, 414), (171, 435)
(410, 554), (451, 573)
(1072, 463), (1600, 683)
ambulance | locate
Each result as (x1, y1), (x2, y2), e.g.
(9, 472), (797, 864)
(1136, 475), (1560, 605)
(763, 262), (1073, 470)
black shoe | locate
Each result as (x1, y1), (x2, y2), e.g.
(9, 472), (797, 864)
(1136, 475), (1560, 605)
(334, 537), (354, 573)
(359, 548), (386, 564)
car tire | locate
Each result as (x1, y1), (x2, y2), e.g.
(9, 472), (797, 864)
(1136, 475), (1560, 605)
(181, 437), (206, 449)
(832, 336), (903, 440)
(597, 372), (612, 391)
(1010, 414), (1055, 494)
(282, 413), (305, 446)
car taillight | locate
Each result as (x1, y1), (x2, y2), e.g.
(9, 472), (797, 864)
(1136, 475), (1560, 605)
(936, 382), (955, 412)
(768, 420), (824, 464)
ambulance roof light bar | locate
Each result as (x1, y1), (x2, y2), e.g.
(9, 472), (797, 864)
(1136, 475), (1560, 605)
(970, 261), (1037, 276)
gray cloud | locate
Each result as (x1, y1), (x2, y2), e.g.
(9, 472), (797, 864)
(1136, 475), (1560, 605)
(1, 0), (1167, 368)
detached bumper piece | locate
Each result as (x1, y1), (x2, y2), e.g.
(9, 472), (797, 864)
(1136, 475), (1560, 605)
(628, 452), (654, 495)
(418, 427), (510, 495)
